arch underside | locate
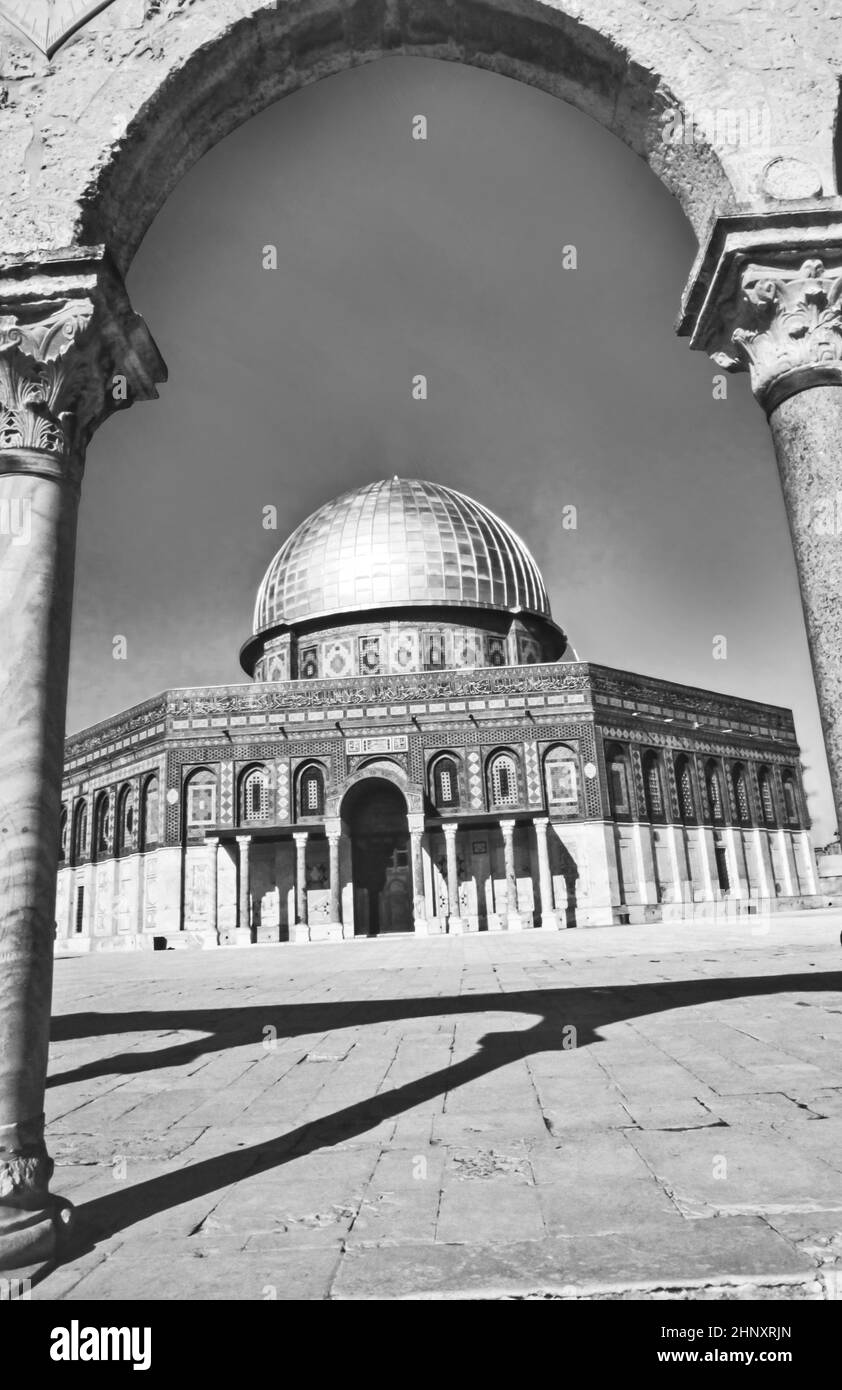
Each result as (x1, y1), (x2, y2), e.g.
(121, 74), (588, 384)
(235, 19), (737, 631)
(76, 0), (737, 270)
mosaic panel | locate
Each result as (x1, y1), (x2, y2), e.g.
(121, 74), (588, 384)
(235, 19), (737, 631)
(467, 749), (483, 810)
(487, 635), (506, 667)
(275, 759), (290, 821)
(323, 639), (353, 678)
(299, 645), (319, 679)
(524, 740), (542, 805)
(391, 629), (418, 670)
(219, 761), (234, 827)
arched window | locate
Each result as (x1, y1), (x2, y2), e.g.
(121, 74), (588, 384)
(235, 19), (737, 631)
(606, 743), (632, 817)
(782, 771), (799, 826)
(185, 769), (217, 827)
(115, 784), (135, 855)
(298, 764), (325, 818)
(140, 774), (160, 850)
(59, 806), (68, 864)
(758, 767), (776, 826)
(93, 792), (111, 860)
(488, 752), (518, 808)
(544, 745), (579, 813)
(642, 751), (664, 820)
(71, 800), (88, 864)
(240, 766), (270, 823)
(705, 761), (725, 823)
(675, 756), (696, 823)
(732, 763), (751, 824)
(431, 756), (459, 810)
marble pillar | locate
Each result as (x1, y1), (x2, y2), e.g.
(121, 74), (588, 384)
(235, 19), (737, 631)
(500, 818), (523, 931)
(293, 831), (309, 941)
(327, 830), (342, 926)
(442, 821), (462, 933)
(0, 252), (165, 1272)
(533, 817), (559, 930)
(235, 835), (253, 944)
(408, 813), (428, 935)
(202, 837), (220, 947)
(684, 227), (842, 834)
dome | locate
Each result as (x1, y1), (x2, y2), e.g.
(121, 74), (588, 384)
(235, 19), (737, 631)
(253, 477), (552, 633)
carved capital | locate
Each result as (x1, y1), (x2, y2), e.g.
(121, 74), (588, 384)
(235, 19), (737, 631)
(712, 259), (842, 411)
(0, 248), (166, 482)
(679, 213), (842, 414)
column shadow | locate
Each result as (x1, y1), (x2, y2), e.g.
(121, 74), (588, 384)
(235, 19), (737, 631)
(50, 969), (842, 1258)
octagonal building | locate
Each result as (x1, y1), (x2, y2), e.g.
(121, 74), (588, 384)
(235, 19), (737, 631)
(56, 478), (819, 949)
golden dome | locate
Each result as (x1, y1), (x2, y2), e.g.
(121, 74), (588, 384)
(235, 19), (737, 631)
(254, 477), (551, 633)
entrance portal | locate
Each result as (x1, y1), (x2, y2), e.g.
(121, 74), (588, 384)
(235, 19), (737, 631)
(345, 781), (412, 936)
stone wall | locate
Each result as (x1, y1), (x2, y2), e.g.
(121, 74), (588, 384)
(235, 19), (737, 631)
(3, 0), (842, 269)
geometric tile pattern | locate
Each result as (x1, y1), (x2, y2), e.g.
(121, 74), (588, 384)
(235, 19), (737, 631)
(524, 740), (541, 805)
(219, 762), (234, 827)
(467, 749), (483, 810)
(275, 759), (290, 823)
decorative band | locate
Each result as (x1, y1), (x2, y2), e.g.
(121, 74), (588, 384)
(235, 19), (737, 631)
(0, 449), (79, 486)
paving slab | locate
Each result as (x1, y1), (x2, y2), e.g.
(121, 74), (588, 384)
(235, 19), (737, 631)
(29, 912), (842, 1300)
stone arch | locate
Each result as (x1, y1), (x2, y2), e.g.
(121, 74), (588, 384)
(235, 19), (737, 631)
(339, 763), (414, 813)
(0, 0), (757, 267)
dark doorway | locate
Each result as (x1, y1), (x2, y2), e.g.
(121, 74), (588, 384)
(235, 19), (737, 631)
(344, 780), (412, 935)
(714, 844), (730, 892)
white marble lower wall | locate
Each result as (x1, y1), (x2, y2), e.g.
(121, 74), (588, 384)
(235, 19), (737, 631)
(607, 822), (819, 915)
(54, 824), (822, 948)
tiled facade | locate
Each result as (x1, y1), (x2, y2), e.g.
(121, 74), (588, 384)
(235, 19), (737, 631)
(56, 662), (818, 951)
(56, 480), (819, 951)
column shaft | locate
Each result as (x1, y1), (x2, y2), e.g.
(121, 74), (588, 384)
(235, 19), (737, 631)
(534, 818), (559, 929)
(236, 836), (252, 940)
(294, 833), (308, 930)
(0, 464), (79, 1268)
(205, 838), (219, 946)
(409, 825), (426, 934)
(328, 833), (341, 923)
(769, 387), (842, 827)
(500, 819), (522, 930)
(443, 824), (461, 930)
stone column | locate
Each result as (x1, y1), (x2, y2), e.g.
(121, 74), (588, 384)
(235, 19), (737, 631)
(442, 821), (462, 933)
(533, 818), (559, 930)
(0, 251), (165, 1272)
(407, 813), (428, 935)
(202, 837), (220, 948)
(235, 835), (253, 944)
(327, 826), (342, 926)
(683, 224), (842, 834)
(293, 831), (309, 942)
(499, 818), (523, 931)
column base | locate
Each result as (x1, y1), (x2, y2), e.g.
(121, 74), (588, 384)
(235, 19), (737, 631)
(0, 1196), (73, 1275)
(539, 910), (560, 931)
(413, 917), (430, 936)
(506, 913), (526, 932)
(0, 1127), (74, 1275)
(292, 923), (311, 943)
(198, 931), (220, 949)
(231, 928), (253, 947)
(446, 915), (464, 934)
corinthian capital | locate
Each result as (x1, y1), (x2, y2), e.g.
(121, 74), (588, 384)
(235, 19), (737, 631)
(715, 259), (842, 411)
(0, 248), (166, 481)
(679, 213), (842, 414)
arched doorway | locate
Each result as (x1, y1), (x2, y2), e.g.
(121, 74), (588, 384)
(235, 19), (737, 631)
(343, 780), (412, 936)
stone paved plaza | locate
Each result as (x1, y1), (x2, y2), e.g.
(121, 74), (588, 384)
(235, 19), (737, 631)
(33, 912), (842, 1300)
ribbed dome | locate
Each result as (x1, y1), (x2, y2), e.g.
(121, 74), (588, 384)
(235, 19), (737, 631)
(253, 478), (552, 632)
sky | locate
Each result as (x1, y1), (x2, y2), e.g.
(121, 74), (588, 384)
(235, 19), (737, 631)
(67, 55), (835, 844)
